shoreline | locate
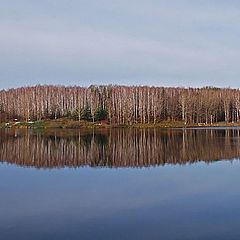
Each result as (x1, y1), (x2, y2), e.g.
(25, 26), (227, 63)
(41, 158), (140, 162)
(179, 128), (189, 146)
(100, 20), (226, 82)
(1, 119), (240, 129)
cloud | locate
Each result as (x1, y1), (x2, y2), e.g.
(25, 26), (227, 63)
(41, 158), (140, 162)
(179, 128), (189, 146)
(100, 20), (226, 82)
(0, 0), (240, 89)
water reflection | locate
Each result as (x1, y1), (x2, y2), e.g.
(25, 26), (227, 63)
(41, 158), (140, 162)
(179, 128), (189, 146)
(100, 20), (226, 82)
(1, 128), (240, 169)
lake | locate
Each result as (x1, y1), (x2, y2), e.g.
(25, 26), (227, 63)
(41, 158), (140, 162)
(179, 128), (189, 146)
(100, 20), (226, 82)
(1, 128), (240, 240)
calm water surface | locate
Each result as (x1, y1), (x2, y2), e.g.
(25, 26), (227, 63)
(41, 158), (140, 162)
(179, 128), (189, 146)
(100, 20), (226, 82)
(1, 128), (240, 240)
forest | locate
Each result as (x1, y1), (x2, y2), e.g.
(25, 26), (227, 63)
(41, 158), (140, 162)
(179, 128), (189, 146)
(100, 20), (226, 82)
(0, 85), (240, 124)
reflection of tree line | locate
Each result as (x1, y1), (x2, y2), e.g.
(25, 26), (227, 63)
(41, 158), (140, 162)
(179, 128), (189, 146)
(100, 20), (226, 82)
(1, 128), (240, 169)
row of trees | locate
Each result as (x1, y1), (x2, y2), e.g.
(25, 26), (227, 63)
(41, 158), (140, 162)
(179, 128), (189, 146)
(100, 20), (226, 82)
(0, 85), (240, 124)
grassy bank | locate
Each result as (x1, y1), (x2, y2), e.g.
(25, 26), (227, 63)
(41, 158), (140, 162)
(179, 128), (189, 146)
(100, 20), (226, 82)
(1, 119), (240, 129)
(0, 119), (102, 129)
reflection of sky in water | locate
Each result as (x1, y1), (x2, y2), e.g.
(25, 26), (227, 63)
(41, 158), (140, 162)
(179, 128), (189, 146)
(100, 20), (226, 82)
(1, 161), (240, 240)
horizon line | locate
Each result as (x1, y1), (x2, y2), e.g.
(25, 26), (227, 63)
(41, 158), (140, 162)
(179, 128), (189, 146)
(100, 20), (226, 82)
(0, 84), (237, 91)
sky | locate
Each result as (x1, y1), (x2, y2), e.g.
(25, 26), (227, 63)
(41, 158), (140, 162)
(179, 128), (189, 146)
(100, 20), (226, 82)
(0, 0), (240, 89)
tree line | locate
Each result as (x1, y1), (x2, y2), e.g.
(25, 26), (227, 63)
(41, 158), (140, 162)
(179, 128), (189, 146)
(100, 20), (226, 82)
(0, 85), (240, 124)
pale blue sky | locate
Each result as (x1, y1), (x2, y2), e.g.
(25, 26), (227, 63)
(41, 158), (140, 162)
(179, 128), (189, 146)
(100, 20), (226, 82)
(0, 0), (240, 89)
